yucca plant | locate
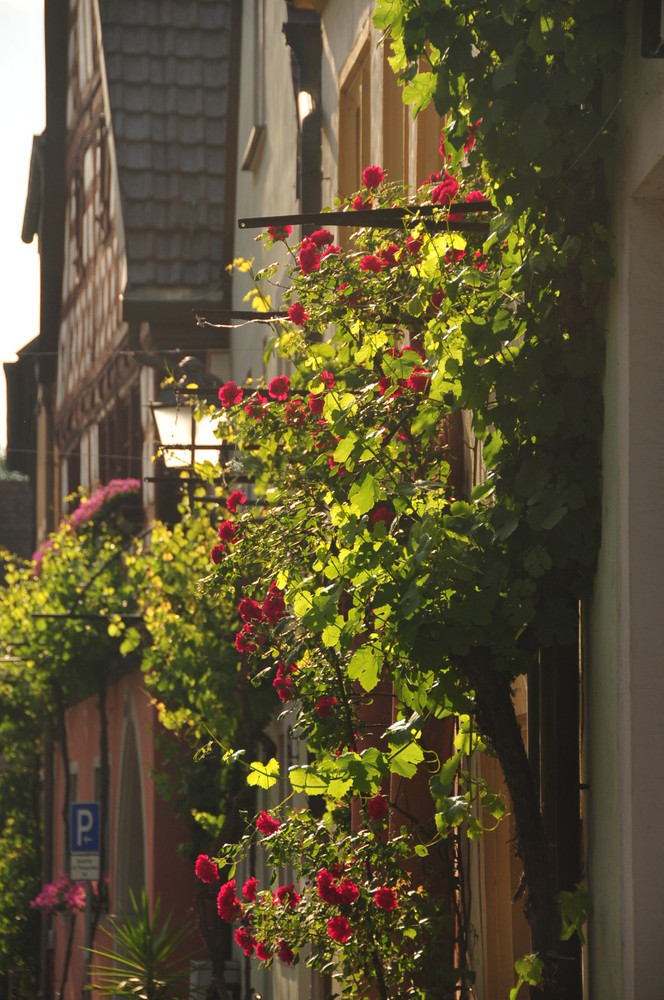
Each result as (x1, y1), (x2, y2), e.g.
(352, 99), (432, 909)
(86, 890), (199, 1000)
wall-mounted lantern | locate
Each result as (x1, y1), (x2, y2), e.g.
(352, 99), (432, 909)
(150, 397), (222, 470)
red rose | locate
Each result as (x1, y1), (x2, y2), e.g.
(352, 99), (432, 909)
(407, 368), (430, 393)
(299, 237), (320, 274)
(195, 854), (219, 884)
(362, 164), (385, 190)
(320, 370), (335, 389)
(234, 926), (255, 956)
(244, 391), (269, 420)
(473, 250), (487, 272)
(431, 174), (459, 206)
(327, 915), (352, 943)
(216, 879), (242, 922)
(256, 941), (272, 961)
(366, 794), (388, 821)
(218, 520), (236, 543)
(317, 868), (341, 904)
(226, 490), (246, 513)
(239, 597), (264, 624)
(353, 194), (373, 211)
(267, 224), (292, 242)
(315, 696), (337, 717)
(310, 228), (334, 248)
(464, 118), (481, 153)
(262, 583), (285, 622)
(256, 811), (281, 835)
(285, 398), (306, 426)
(360, 254), (383, 274)
(405, 235), (422, 256)
(235, 627), (257, 653)
(322, 243), (340, 259)
(276, 940), (295, 965)
(369, 503), (393, 529)
(210, 544), (225, 565)
(218, 381), (243, 407)
(288, 302), (308, 325)
(242, 876), (258, 901)
(276, 884), (300, 909)
(268, 375), (290, 401)
(431, 289), (446, 311)
(309, 392), (324, 414)
(379, 243), (400, 268)
(337, 878), (360, 904)
(374, 886), (397, 911)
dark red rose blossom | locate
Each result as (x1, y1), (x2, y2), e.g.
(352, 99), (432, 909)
(374, 886), (397, 911)
(431, 174), (459, 206)
(359, 254), (384, 274)
(362, 164), (385, 190)
(337, 879), (360, 904)
(267, 224), (292, 242)
(320, 370), (335, 389)
(288, 302), (308, 325)
(309, 392), (325, 415)
(276, 884), (301, 909)
(262, 583), (286, 622)
(464, 118), (481, 153)
(322, 243), (340, 259)
(317, 868), (340, 904)
(242, 876), (258, 901)
(218, 520), (237, 543)
(210, 544), (225, 565)
(353, 193), (373, 211)
(366, 794), (388, 821)
(369, 503), (394, 529)
(238, 597), (264, 624)
(256, 811), (281, 835)
(316, 696), (338, 718)
(473, 250), (487, 272)
(379, 243), (400, 268)
(310, 228), (334, 248)
(234, 926), (255, 956)
(328, 915), (352, 943)
(195, 854), (219, 884)
(285, 398), (306, 426)
(407, 367), (431, 393)
(299, 237), (320, 275)
(276, 940), (295, 965)
(244, 391), (269, 420)
(430, 289), (446, 311)
(235, 628), (257, 654)
(217, 879), (242, 922)
(268, 375), (290, 401)
(256, 941), (272, 961)
(226, 490), (246, 513)
(218, 381), (243, 407)
(405, 234), (423, 256)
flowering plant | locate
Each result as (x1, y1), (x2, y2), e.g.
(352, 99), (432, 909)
(30, 873), (86, 915)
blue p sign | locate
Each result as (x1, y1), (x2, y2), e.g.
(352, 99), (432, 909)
(71, 803), (100, 853)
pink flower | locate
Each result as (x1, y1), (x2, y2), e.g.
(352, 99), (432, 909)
(316, 696), (337, 717)
(268, 375), (290, 401)
(243, 876), (258, 901)
(366, 795), (388, 821)
(374, 886), (397, 911)
(262, 582), (286, 622)
(299, 237), (321, 274)
(328, 915), (352, 943)
(226, 490), (246, 513)
(256, 811), (281, 835)
(239, 597), (264, 624)
(276, 940), (295, 965)
(288, 302), (309, 325)
(235, 926), (255, 956)
(210, 544), (225, 565)
(267, 224), (293, 242)
(276, 884), (301, 909)
(256, 941), (272, 961)
(218, 381), (243, 407)
(353, 194), (373, 211)
(217, 879), (242, 922)
(310, 228), (334, 248)
(362, 164), (385, 190)
(359, 254), (383, 274)
(218, 520), (237, 543)
(195, 854), (219, 884)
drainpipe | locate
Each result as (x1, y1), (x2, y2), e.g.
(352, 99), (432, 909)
(283, 5), (322, 229)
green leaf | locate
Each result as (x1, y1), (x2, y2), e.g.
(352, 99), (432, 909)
(348, 473), (379, 516)
(514, 954), (544, 986)
(348, 645), (384, 692)
(246, 758), (280, 789)
(289, 766), (329, 795)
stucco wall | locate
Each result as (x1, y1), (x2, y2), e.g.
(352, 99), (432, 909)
(587, 5), (664, 997)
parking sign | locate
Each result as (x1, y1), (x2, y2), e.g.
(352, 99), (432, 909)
(70, 803), (100, 880)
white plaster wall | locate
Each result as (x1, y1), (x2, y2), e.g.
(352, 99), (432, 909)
(587, 5), (664, 997)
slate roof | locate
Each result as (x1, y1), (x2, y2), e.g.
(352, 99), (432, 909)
(99, 0), (237, 302)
